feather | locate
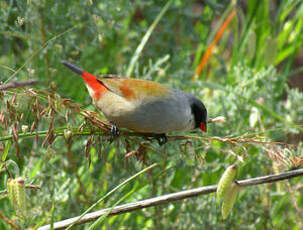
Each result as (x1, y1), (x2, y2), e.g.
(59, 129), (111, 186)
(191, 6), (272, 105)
(100, 78), (171, 101)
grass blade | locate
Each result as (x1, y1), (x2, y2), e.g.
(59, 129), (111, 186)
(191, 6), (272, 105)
(126, 0), (173, 78)
(192, 8), (236, 81)
(65, 163), (158, 230)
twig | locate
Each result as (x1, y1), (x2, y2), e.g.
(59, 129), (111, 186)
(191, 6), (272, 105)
(0, 126), (296, 149)
(25, 184), (41, 190)
(0, 211), (20, 230)
(168, 135), (296, 147)
(0, 79), (39, 91)
(0, 184), (41, 197)
(37, 168), (303, 230)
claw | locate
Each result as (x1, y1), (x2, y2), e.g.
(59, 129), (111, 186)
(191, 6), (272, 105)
(156, 134), (167, 146)
(110, 124), (119, 142)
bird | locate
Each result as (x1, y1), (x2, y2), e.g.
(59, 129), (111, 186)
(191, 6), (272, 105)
(61, 60), (207, 144)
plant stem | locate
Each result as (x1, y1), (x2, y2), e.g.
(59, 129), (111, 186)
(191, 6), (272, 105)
(38, 168), (303, 230)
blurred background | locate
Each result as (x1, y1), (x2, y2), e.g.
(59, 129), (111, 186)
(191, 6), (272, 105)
(1, 0), (303, 229)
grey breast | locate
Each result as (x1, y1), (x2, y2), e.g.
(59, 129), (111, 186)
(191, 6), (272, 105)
(117, 90), (194, 133)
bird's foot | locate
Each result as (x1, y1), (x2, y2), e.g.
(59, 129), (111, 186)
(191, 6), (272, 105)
(110, 124), (119, 142)
(155, 134), (168, 146)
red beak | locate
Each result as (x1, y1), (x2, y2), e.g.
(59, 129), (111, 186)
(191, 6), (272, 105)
(200, 122), (207, 133)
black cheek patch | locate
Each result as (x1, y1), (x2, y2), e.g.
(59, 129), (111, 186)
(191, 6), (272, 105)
(190, 101), (207, 129)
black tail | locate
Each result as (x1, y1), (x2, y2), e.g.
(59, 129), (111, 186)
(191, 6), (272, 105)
(61, 60), (83, 76)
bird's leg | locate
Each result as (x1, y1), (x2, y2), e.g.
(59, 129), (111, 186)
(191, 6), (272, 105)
(155, 133), (168, 146)
(110, 124), (119, 142)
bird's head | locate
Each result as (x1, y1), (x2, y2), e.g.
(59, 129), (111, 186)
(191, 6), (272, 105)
(190, 97), (207, 133)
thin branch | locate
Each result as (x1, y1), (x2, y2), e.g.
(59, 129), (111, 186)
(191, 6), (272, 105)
(37, 168), (303, 230)
(0, 126), (296, 149)
(168, 135), (296, 147)
(0, 79), (39, 91)
(25, 184), (41, 190)
(0, 184), (41, 197)
(0, 211), (20, 230)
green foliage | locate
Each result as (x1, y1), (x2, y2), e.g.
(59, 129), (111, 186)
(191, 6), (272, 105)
(1, 0), (303, 229)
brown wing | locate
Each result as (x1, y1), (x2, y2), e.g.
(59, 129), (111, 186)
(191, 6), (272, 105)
(101, 74), (125, 79)
(100, 78), (172, 101)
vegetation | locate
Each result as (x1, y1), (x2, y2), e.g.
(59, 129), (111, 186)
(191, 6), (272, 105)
(1, 0), (303, 229)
